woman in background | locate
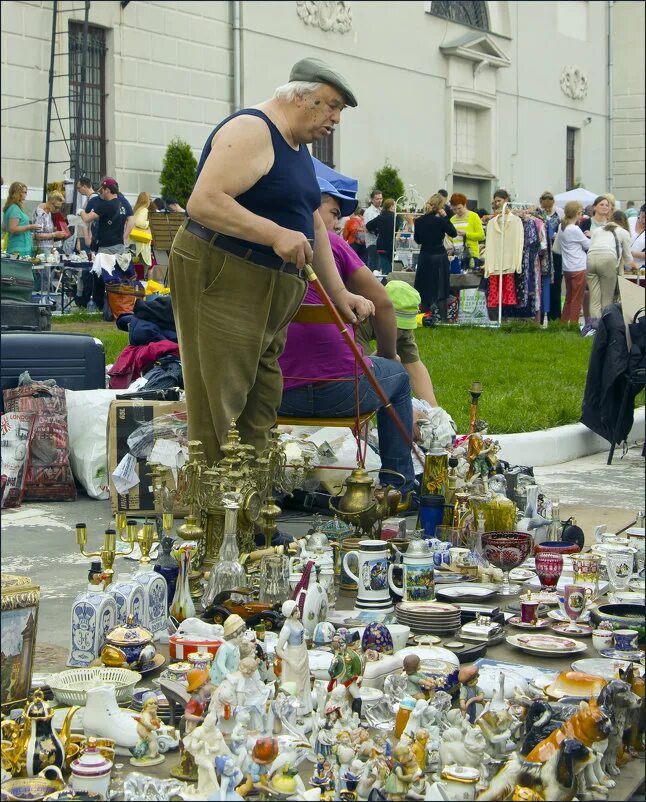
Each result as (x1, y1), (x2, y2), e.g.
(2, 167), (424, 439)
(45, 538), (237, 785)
(539, 191), (564, 320)
(586, 214), (634, 327)
(449, 192), (484, 265)
(343, 207), (367, 262)
(559, 201), (589, 326)
(2, 182), (39, 256)
(129, 191), (153, 280)
(34, 190), (67, 253)
(366, 198), (396, 274)
(414, 194), (457, 320)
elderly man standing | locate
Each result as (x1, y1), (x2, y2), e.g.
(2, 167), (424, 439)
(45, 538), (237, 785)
(170, 58), (373, 465)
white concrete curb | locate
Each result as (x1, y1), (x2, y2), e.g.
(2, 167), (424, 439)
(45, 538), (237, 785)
(494, 406), (645, 467)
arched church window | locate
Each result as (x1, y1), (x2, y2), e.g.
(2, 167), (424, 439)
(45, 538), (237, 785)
(431, 1), (490, 31)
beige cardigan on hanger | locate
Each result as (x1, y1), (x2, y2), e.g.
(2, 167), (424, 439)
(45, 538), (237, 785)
(484, 212), (524, 277)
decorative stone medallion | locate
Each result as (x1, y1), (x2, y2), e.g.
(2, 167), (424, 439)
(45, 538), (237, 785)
(296, 1), (352, 33)
(560, 66), (588, 100)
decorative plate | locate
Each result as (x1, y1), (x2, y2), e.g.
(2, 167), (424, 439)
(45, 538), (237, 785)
(508, 616), (552, 630)
(507, 633), (587, 656)
(436, 584), (497, 600)
(599, 648), (645, 663)
(548, 609), (591, 623)
(413, 634), (442, 646)
(550, 622), (593, 637)
(398, 602), (460, 613)
(544, 671), (607, 700)
(509, 567), (536, 581)
(396, 645), (460, 667)
(571, 658), (645, 679)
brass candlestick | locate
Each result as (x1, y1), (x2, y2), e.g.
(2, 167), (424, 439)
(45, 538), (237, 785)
(468, 381), (483, 435)
(75, 524), (135, 590)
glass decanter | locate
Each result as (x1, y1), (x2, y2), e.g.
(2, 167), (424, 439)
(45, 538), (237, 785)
(201, 499), (246, 608)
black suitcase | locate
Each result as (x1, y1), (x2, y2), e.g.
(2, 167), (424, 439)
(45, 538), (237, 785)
(0, 331), (105, 411)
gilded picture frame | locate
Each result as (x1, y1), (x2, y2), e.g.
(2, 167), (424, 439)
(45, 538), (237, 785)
(1, 575), (40, 713)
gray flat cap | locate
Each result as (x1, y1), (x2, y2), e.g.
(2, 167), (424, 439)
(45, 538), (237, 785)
(289, 57), (358, 107)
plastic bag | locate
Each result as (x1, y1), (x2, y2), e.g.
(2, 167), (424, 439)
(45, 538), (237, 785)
(1, 412), (36, 508)
(126, 410), (188, 460)
(3, 375), (76, 501)
(65, 389), (122, 500)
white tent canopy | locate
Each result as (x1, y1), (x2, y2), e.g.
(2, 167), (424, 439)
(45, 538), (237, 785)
(554, 188), (622, 209)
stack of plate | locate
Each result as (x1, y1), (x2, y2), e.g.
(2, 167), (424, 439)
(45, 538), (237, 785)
(395, 601), (461, 634)
(129, 688), (182, 724)
(31, 673), (53, 701)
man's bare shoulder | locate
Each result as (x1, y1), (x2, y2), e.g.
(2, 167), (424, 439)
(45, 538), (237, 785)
(211, 113), (272, 150)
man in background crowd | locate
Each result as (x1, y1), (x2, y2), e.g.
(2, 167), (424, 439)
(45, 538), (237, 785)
(363, 188), (382, 270)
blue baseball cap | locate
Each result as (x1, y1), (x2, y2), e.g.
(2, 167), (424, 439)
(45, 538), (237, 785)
(317, 176), (358, 217)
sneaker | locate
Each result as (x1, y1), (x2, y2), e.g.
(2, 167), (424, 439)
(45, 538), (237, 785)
(583, 328), (595, 337)
(580, 324), (593, 336)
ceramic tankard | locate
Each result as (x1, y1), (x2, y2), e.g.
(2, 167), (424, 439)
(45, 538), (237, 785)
(342, 540), (393, 611)
(388, 539), (435, 602)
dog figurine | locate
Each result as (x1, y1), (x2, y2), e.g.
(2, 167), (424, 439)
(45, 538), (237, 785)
(597, 679), (641, 776)
(520, 700), (561, 757)
(477, 738), (594, 802)
(525, 698), (610, 763)
(620, 664), (645, 755)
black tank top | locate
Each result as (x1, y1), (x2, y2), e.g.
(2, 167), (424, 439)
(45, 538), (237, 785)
(194, 109), (320, 255)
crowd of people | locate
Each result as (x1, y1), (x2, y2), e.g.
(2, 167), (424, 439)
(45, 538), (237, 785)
(1, 175), (188, 308)
(338, 184), (644, 332)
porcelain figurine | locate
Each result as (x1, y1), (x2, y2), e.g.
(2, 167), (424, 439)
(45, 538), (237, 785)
(182, 710), (230, 799)
(67, 568), (118, 667)
(357, 753), (390, 800)
(383, 743), (424, 800)
(183, 669), (213, 733)
(459, 666), (485, 725)
(130, 695), (165, 767)
(313, 702), (344, 758)
(409, 728), (429, 773)
(477, 708), (516, 760)
(212, 655), (271, 733)
(275, 600), (313, 714)
(310, 755), (336, 794)
(403, 654), (437, 700)
(177, 617), (225, 641)
(327, 635), (364, 716)
(620, 664), (645, 755)
(211, 755), (244, 802)
(312, 621), (336, 647)
(439, 718), (489, 790)
(237, 736), (279, 796)
(229, 710), (252, 771)
(210, 614), (246, 686)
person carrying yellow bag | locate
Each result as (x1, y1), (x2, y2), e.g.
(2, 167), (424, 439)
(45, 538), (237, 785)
(129, 191), (153, 279)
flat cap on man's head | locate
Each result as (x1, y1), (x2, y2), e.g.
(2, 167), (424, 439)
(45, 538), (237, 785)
(289, 57), (358, 107)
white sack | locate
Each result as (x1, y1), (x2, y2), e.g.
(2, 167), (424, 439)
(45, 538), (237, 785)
(65, 388), (121, 499)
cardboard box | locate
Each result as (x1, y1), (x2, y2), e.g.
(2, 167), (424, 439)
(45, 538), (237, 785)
(107, 399), (188, 516)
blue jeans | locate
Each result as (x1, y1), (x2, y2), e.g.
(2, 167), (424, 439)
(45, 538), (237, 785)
(366, 244), (378, 270)
(378, 252), (393, 275)
(279, 356), (415, 494)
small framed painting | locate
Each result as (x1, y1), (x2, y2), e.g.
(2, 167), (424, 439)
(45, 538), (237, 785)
(1, 574), (40, 713)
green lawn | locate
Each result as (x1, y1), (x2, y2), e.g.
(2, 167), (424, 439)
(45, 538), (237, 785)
(52, 314), (639, 434)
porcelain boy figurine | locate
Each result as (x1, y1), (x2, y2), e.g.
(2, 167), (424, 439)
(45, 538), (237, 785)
(459, 664), (485, 724)
(130, 694), (165, 766)
(211, 614), (246, 686)
(403, 654), (436, 700)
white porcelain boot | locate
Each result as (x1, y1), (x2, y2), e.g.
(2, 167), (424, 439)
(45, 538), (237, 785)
(83, 685), (139, 755)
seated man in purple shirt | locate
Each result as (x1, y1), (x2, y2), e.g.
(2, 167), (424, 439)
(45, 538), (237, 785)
(278, 177), (416, 504)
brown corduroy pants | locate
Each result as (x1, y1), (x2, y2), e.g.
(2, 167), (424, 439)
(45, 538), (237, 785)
(169, 225), (306, 465)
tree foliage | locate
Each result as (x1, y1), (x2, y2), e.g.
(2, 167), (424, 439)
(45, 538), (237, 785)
(159, 138), (197, 208)
(372, 161), (405, 204)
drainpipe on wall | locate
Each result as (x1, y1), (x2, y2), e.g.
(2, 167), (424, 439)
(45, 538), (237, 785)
(232, 0), (242, 112)
(607, 0), (613, 193)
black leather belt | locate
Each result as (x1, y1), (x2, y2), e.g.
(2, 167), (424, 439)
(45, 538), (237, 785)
(184, 218), (305, 278)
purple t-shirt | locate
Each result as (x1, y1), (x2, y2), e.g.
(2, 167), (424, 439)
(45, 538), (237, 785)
(280, 231), (371, 390)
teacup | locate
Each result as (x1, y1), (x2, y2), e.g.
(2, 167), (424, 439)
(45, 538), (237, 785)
(449, 547), (470, 569)
(613, 629), (639, 652)
(592, 629), (614, 653)
(520, 600), (539, 625)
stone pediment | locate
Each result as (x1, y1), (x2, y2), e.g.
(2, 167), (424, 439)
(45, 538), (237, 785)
(440, 32), (511, 69)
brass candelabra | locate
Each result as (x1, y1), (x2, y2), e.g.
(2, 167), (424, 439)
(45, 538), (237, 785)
(468, 381), (483, 435)
(75, 524), (135, 590)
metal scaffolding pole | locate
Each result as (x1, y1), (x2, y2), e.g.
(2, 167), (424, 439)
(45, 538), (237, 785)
(43, 0), (59, 201)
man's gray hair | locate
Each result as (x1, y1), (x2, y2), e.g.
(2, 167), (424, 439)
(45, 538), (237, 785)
(274, 80), (324, 102)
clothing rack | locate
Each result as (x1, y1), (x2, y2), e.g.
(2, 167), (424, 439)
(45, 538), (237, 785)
(495, 201), (537, 327)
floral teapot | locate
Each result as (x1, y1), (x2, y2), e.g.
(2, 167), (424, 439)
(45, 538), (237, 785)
(388, 539), (435, 602)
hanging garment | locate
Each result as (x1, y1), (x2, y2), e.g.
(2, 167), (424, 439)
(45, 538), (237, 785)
(484, 213), (524, 278)
(487, 274), (517, 307)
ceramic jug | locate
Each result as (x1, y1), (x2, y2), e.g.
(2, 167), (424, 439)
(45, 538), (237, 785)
(342, 540), (393, 611)
(388, 539), (435, 602)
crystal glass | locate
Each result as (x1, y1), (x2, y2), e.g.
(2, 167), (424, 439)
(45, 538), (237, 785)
(571, 553), (601, 601)
(259, 555), (290, 605)
(562, 584), (591, 632)
(606, 550), (634, 592)
(201, 505), (246, 608)
(481, 531), (533, 595)
(535, 552), (563, 592)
